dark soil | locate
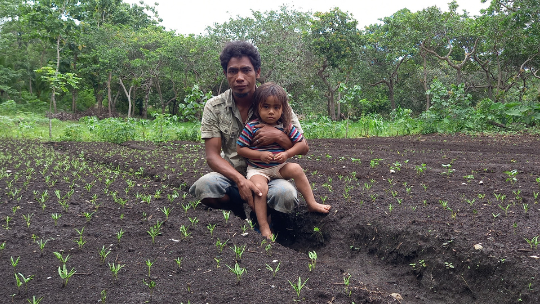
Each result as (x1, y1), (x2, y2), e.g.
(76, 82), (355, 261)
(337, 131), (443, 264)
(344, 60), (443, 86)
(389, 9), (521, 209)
(1, 134), (539, 303)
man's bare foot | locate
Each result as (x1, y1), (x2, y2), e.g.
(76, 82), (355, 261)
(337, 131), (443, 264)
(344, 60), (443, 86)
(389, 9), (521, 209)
(307, 202), (332, 213)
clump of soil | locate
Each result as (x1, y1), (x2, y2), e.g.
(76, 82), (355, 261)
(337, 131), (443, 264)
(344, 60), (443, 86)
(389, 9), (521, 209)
(0, 134), (539, 303)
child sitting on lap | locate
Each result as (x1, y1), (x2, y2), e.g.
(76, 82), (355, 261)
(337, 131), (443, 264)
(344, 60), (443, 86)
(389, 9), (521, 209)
(237, 82), (331, 239)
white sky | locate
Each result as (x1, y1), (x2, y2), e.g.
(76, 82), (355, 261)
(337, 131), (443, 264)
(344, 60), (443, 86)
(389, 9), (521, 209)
(125, 0), (490, 35)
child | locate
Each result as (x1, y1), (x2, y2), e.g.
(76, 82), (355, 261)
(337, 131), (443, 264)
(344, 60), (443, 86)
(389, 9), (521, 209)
(237, 82), (331, 239)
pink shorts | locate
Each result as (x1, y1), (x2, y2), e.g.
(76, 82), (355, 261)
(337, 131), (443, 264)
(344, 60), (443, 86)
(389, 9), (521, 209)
(246, 163), (287, 181)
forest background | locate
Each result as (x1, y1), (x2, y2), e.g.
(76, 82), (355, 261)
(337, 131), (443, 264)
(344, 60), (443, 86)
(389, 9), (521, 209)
(1, 0), (540, 141)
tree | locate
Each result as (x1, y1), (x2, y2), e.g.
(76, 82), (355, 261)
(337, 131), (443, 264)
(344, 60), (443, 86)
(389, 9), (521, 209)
(362, 9), (415, 111)
(308, 7), (360, 120)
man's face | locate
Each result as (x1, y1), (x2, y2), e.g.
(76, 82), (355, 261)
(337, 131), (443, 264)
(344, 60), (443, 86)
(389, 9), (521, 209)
(225, 56), (260, 99)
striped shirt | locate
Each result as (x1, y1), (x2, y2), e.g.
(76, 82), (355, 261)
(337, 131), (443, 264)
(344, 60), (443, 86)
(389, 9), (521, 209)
(237, 119), (304, 169)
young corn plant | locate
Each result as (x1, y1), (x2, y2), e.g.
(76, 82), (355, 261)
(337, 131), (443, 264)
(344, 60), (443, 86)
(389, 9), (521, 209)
(53, 252), (70, 265)
(116, 228), (125, 244)
(22, 213), (33, 228)
(207, 223), (216, 237)
(26, 295), (43, 304)
(215, 239), (228, 252)
(179, 225), (191, 239)
(222, 210), (230, 224)
(308, 251), (317, 271)
(145, 259), (154, 277)
(108, 263), (125, 280)
(36, 239), (48, 256)
(160, 206), (172, 220)
(266, 262), (281, 278)
(16, 273), (34, 292)
(226, 263), (246, 283)
(231, 244), (246, 261)
(147, 221), (163, 244)
(11, 256), (20, 273)
(58, 264), (76, 287)
(289, 277), (309, 300)
(524, 236), (539, 249)
(99, 245), (112, 264)
(174, 257), (183, 269)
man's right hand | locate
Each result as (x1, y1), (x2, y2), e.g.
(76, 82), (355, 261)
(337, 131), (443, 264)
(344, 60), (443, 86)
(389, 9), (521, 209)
(237, 178), (262, 210)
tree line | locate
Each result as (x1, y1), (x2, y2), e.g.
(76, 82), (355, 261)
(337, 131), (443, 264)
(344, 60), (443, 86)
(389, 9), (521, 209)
(0, 0), (539, 122)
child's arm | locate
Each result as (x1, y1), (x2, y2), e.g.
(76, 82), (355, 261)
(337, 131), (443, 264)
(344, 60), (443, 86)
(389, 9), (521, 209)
(237, 145), (274, 164)
(273, 140), (307, 163)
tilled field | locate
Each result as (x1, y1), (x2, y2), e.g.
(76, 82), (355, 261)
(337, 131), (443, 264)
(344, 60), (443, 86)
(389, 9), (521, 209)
(0, 134), (539, 303)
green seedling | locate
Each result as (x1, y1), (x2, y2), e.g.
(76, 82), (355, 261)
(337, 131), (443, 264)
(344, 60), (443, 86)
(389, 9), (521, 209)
(108, 263), (124, 280)
(343, 274), (352, 296)
(181, 203), (190, 214)
(415, 163), (427, 174)
(266, 262), (281, 277)
(207, 223), (216, 237)
(179, 225), (191, 238)
(370, 158), (382, 168)
(99, 245), (111, 264)
(74, 236), (86, 249)
(190, 200), (201, 209)
(22, 213), (33, 228)
(503, 170), (518, 184)
(441, 163), (454, 175)
(145, 259), (154, 277)
(289, 276), (309, 300)
(188, 217), (199, 227)
(82, 211), (95, 222)
(524, 236), (539, 249)
(116, 228), (125, 243)
(214, 257), (221, 268)
(143, 279), (156, 299)
(100, 290), (107, 303)
(53, 252), (70, 265)
(36, 239), (48, 255)
(160, 206), (172, 220)
(231, 244), (246, 261)
(523, 203), (529, 213)
(498, 204), (511, 216)
(26, 295), (43, 304)
(227, 263), (246, 283)
(174, 257), (183, 269)
(58, 264), (76, 287)
(246, 219), (256, 230)
(4, 216), (12, 230)
(215, 239), (228, 252)
(308, 251), (317, 271)
(147, 223), (161, 244)
(222, 210), (230, 223)
(17, 273), (34, 291)
(11, 256), (20, 272)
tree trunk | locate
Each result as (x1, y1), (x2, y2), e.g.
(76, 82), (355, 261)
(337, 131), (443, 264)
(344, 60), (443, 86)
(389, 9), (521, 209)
(107, 72), (112, 116)
(119, 78), (133, 118)
(422, 52), (431, 111)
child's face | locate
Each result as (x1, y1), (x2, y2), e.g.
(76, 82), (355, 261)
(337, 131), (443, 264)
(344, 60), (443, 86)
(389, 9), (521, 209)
(258, 96), (283, 125)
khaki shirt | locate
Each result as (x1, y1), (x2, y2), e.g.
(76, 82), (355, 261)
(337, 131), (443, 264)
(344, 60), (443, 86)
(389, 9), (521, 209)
(200, 89), (303, 176)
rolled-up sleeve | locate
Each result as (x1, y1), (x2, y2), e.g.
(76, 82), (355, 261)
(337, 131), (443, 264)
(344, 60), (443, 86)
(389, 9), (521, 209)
(200, 101), (221, 139)
(290, 108), (303, 135)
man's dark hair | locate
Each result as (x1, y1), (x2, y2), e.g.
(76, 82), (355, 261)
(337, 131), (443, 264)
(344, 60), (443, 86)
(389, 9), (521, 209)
(220, 41), (261, 72)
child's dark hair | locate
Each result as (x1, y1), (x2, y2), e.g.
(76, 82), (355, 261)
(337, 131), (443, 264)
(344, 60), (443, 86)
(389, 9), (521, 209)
(253, 82), (292, 132)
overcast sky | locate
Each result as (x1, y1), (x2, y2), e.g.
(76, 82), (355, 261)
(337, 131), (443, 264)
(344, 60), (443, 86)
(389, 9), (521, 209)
(124, 0), (490, 35)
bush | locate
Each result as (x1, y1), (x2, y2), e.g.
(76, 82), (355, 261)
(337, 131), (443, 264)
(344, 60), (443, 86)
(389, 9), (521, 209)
(94, 118), (136, 143)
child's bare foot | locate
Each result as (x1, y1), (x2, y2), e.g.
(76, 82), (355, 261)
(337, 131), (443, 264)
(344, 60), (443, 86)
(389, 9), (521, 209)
(307, 202), (332, 213)
(260, 224), (273, 240)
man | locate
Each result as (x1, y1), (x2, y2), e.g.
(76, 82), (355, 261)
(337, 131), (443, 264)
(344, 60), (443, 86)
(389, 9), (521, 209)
(189, 41), (307, 218)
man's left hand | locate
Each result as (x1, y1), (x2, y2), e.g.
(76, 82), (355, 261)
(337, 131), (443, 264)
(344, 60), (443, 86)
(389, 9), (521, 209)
(253, 123), (282, 146)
